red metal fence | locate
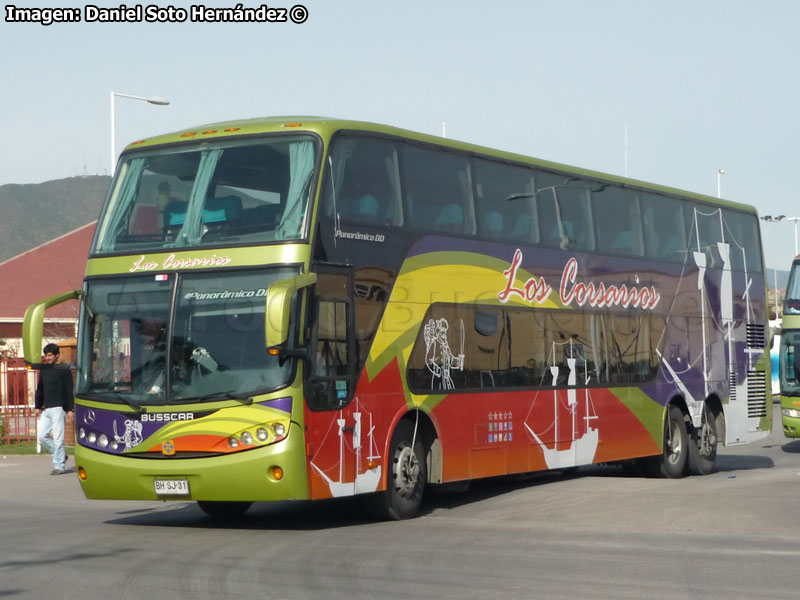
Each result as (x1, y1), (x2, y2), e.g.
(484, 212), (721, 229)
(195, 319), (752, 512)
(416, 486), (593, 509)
(1, 358), (37, 444)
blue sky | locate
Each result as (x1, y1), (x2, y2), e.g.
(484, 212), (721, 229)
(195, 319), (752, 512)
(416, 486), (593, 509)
(2, 0), (798, 270)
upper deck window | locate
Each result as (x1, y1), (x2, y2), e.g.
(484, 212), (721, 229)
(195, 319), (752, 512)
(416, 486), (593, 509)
(93, 135), (318, 254)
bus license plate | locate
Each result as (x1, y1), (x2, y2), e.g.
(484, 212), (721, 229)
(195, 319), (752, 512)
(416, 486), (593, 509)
(154, 479), (190, 496)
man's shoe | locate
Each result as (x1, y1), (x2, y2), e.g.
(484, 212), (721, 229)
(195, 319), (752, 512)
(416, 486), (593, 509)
(50, 469), (65, 475)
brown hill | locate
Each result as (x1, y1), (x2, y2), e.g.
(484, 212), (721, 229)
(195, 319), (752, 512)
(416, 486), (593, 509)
(0, 175), (110, 263)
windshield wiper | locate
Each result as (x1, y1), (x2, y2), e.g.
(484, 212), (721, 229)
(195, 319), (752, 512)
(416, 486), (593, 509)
(80, 391), (145, 413)
(172, 389), (255, 404)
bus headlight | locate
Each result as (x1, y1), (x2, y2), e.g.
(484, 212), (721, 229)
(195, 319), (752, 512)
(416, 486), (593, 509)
(782, 408), (800, 419)
(272, 423), (286, 438)
(228, 437), (239, 449)
(256, 428), (269, 442)
(98, 434), (109, 448)
(87, 432), (97, 444)
(241, 431), (253, 446)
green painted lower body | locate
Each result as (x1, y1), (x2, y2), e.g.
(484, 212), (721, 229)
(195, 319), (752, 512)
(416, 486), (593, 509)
(782, 416), (800, 438)
(76, 423), (309, 502)
(781, 397), (800, 438)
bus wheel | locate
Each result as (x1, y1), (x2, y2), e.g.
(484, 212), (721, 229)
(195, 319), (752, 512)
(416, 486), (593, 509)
(367, 420), (427, 520)
(661, 405), (688, 478)
(197, 501), (252, 518)
(687, 405), (718, 475)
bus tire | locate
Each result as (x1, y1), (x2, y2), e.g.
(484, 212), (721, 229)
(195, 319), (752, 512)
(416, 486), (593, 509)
(687, 404), (718, 476)
(197, 501), (252, 518)
(366, 420), (427, 520)
(661, 405), (688, 478)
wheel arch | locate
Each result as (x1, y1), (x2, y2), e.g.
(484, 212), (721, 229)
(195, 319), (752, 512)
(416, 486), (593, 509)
(384, 409), (441, 486)
(704, 393), (725, 444)
(666, 394), (690, 423)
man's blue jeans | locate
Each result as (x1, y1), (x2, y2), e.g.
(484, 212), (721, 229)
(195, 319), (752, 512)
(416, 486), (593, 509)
(38, 407), (66, 471)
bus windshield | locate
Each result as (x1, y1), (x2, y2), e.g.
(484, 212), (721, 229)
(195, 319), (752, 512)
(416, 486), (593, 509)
(77, 267), (298, 406)
(93, 135), (318, 254)
(785, 262), (800, 315)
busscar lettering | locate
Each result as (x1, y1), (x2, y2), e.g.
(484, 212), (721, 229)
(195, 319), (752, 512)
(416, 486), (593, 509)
(497, 249), (660, 311)
(141, 412), (194, 423)
(5, 5), (81, 25)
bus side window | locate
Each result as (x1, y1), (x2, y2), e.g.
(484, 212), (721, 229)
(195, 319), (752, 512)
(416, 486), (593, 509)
(401, 144), (473, 234)
(641, 193), (687, 262)
(722, 209), (763, 273)
(690, 204), (725, 268)
(558, 186), (594, 251)
(593, 186), (643, 256)
(472, 157), (536, 243)
(324, 136), (402, 227)
(532, 172), (594, 251)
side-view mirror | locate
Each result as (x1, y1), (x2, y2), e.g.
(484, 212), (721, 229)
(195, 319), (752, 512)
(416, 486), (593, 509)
(265, 273), (317, 349)
(23, 290), (82, 365)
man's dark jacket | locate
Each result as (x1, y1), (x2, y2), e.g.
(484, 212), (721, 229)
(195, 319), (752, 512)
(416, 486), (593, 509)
(34, 364), (74, 411)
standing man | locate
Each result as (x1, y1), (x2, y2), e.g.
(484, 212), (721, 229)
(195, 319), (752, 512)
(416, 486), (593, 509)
(34, 343), (74, 475)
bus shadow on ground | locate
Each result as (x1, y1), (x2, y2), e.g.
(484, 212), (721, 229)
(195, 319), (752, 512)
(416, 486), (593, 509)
(715, 454), (775, 471)
(105, 496), (389, 531)
(104, 472), (571, 530)
(103, 453), (777, 530)
(780, 439), (800, 453)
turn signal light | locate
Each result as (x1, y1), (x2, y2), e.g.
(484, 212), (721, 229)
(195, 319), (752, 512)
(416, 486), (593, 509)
(78, 467), (87, 481)
(271, 466), (284, 480)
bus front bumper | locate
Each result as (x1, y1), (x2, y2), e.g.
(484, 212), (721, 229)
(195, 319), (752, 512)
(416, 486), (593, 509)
(76, 423), (309, 502)
(781, 401), (800, 438)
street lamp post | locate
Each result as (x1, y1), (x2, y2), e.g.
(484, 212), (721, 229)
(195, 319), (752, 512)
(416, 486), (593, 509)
(787, 217), (800, 257)
(110, 91), (169, 175)
(717, 168), (725, 198)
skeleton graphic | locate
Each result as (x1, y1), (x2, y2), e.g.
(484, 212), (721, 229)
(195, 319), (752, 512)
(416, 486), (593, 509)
(113, 419), (144, 450)
(424, 317), (465, 390)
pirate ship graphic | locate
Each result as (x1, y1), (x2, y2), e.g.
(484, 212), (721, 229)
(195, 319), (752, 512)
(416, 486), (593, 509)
(310, 398), (383, 497)
(525, 340), (599, 469)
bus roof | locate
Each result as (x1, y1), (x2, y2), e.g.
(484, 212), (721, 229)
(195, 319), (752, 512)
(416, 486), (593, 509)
(123, 115), (757, 214)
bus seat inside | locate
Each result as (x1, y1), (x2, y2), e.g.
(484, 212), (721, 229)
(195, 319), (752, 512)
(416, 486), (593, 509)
(202, 195), (243, 224)
(482, 210), (503, 236)
(164, 200), (188, 227)
(510, 214), (531, 240)
(436, 203), (464, 228)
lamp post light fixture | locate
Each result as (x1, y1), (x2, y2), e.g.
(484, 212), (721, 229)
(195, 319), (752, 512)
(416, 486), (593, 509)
(110, 91), (170, 175)
(717, 168), (725, 198)
(761, 214), (800, 257)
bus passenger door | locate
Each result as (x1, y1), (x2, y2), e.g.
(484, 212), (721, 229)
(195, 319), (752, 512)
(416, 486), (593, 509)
(306, 268), (359, 497)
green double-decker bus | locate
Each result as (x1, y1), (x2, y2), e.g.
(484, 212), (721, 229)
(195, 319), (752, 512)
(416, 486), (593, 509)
(779, 258), (800, 436)
(24, 117), (772, 519)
